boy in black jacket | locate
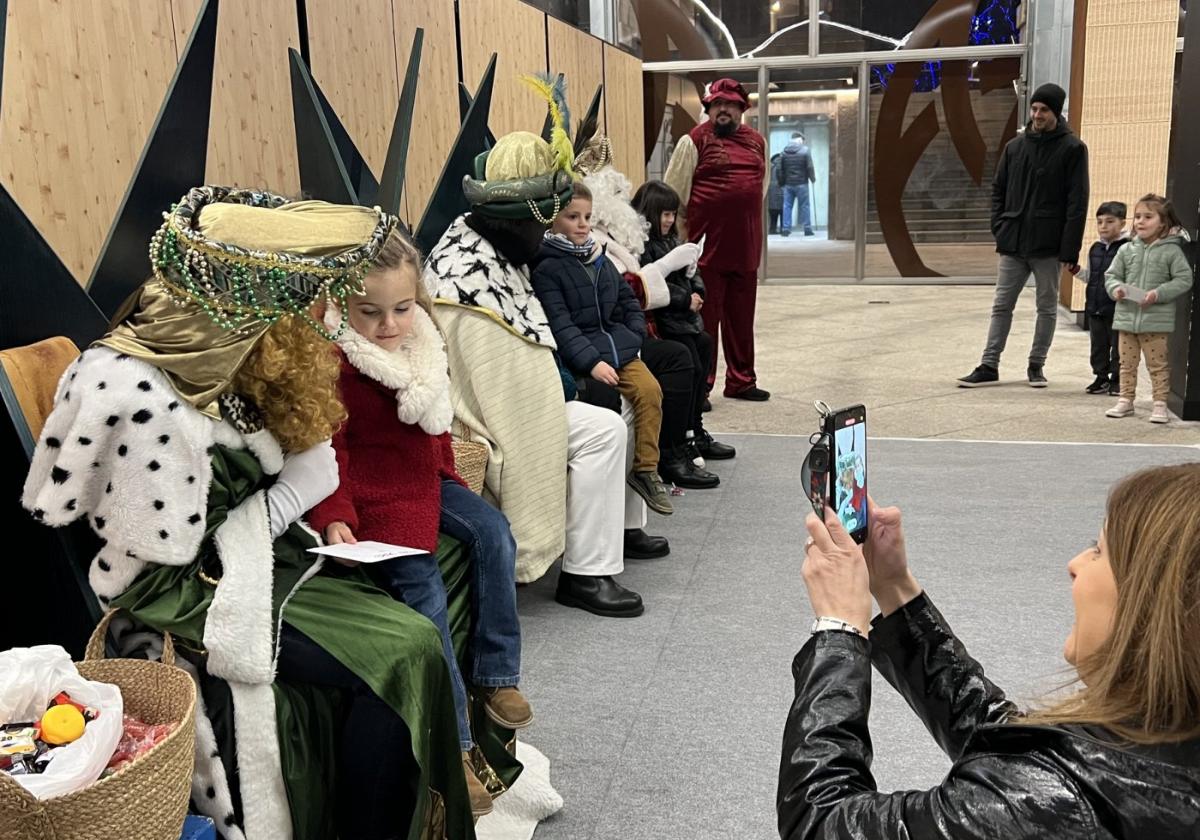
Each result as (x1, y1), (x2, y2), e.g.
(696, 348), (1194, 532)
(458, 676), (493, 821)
(531, 182), (673, 515)
(1077, 201), (1129, 394)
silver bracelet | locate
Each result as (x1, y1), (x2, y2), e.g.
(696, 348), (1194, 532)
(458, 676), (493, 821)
(811, 616), (866, 637)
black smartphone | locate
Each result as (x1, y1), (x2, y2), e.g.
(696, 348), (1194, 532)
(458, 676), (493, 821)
(823, 404), (868, 544)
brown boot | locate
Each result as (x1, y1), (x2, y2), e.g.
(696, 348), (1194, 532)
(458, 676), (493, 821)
(463, 751), (493, 819)
(481, 686), (534, 728)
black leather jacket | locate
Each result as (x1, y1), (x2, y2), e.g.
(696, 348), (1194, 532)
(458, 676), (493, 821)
(778, 593), (1200, 839)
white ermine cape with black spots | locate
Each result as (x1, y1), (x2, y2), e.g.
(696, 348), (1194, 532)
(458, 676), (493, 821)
(423, 214), (557, 346)
(22, 346), (303, 840)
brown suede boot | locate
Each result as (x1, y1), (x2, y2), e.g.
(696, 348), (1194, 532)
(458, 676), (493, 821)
(482, 686), (534, 728)
(463, 751), (494, 819)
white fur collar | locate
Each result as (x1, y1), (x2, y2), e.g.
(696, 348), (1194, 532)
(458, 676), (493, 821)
(328, 304), (454, 436)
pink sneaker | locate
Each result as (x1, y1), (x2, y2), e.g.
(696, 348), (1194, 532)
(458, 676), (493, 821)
(1149, 402), (1170, 424)
(1105, 398), (1134, 419)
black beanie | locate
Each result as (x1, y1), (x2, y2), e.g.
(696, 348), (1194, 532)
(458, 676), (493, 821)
(1030, 83), (1066, 119)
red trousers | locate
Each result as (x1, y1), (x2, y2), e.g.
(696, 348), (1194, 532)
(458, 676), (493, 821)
(700, 269), (759, 395)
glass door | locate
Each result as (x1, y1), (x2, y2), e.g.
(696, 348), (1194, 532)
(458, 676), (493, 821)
(763, 64), (862, 280)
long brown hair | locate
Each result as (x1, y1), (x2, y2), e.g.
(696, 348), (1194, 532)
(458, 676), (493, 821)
(1027, 463), (1200, 743)
(232, 314), (347, 452)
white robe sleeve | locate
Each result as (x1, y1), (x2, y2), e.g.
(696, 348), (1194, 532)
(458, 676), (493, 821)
(664, 135), (698, 232)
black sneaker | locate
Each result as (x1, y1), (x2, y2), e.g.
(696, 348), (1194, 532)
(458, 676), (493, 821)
(1027, 365), (1048, 388)
(1085, 375), (1109, 394)
(957, 365), (999, 388)
(1108, 379), (1120, 396)
(701, 397), (712, 413)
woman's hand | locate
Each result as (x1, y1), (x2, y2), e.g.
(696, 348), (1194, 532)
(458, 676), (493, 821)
(324, 521), (361, 567)
(862, 497), (921, 617)
(591, 361), (620, 386)
(802, 510), (872, 636)
(689, 293), (704, 313)
(1113, 286), (1127, 300)
(1140, 289), (1159, 307)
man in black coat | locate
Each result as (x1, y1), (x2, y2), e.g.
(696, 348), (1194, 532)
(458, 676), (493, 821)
(958, 83), (1089, 388)
(779, 132), (817, 237)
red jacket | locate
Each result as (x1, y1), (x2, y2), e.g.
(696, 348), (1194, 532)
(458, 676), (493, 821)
(308, 355), (464, 553)
(686, 121), (766, 273)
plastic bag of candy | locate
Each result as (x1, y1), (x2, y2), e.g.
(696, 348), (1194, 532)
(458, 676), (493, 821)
(102, 715), (177, 777)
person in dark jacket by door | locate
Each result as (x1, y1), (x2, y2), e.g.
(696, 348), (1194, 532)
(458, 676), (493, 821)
(958, 82), (1089, 389)
(768, 154), (784, 235)
(1080, 201), (1129, 394)
(779, 132), (816, 237)
(780, 462), (1200, 839)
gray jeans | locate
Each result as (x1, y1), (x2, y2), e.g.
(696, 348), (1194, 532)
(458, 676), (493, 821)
(981, 255), (1062, 368)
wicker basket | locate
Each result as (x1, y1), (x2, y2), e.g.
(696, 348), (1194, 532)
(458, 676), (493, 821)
(451, 422), (489, 495)
(0, 612), (196, 840)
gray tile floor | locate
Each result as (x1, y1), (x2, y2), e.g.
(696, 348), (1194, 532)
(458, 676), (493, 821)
(516, 434), (1200, 840)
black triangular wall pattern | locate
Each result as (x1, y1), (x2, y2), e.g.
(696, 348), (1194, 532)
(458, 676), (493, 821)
(86, 0), (218, 318)
(377, 28), (424, 220)
(0, 0), (8, 116)
(416, 56), (497, 254)
(458, 82), (497, 149)
(310, 60), (380, 206)
(289, 48), (357, 205)
(0, 184), (108, 352)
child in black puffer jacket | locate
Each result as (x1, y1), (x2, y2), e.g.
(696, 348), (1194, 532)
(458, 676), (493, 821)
(632, 180), (733, 464)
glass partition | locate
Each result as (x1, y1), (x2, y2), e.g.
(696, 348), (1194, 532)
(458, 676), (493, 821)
(817, 0), (1023, 53)
(764, 65), (862, 279)
(864, 56), (1020, 279)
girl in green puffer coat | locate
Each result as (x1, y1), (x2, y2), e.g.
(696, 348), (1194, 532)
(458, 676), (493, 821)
(1103, 194), (1194, 424)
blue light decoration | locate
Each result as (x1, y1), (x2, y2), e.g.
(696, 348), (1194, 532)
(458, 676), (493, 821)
(871, 0), (1021, 92)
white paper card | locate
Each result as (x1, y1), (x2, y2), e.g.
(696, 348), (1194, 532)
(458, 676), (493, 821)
(307, 541), (425, 563)
(1120, 284), (1147, 303)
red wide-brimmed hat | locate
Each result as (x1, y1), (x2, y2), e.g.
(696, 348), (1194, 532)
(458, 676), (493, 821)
(701, 78), (750, 110)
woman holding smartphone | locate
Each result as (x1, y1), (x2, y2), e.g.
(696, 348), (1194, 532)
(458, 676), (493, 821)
(780, 463), (1200, 838)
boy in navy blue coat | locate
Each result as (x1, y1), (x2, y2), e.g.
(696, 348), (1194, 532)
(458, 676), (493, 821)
(531, 182), (673, 515)
(1077, 201), (1129, 394)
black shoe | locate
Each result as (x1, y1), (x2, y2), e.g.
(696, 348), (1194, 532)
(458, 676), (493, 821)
(659, 446), (720, 489)
(555, 572), (644, 617)
(780, 230), (791, 237)
(1027, 365), (1048, 388)
(1085, 375), (1109, 394)
(957, 364), (999, 387)
(804, 229), (814, 236)
(695, 429), (736, 460)
(701, 397), (712, 413)
(727, 386), (770, 401)
(1108, 379), (1120, 396)
(624, 528), (670, 559)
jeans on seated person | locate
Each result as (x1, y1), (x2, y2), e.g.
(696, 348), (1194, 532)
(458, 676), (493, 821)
(371, 479), (521, 750)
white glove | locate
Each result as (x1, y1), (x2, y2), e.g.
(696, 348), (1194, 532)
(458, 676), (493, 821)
(266, 440), (339, 538)
(652, 242), (701, 276)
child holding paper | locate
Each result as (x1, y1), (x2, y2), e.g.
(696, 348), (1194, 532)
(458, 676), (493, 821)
(1104, 193), (1194, 424)
(307, 230), (529, 816)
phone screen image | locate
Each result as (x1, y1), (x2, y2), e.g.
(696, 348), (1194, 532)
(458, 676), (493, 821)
(832, 415), (867, 537)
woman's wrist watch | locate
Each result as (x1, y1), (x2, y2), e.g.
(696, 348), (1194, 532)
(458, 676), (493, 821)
(811, 616), (866, 638)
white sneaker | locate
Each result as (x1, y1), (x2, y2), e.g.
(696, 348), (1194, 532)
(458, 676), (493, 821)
(1105, 398), (1134, 418)
(1149, 401), (1170, 424)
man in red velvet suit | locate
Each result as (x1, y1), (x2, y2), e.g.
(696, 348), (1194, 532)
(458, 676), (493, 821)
(665, 78), (770, 402)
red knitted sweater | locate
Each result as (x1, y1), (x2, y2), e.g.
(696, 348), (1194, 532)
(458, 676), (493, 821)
(307, 356), (464, 553)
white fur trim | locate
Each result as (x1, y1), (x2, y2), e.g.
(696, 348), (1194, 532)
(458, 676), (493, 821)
(636, 263), (672, 311)
(22, 348), (216, 599)
(206, 491), (275, 684)
(175, 658), (246, 840)
(583, 167), (649, 258)
(328, 305), (454, 435)
(229, 681), (292, 840)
